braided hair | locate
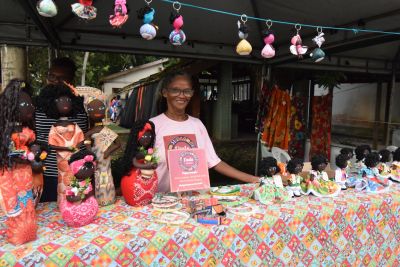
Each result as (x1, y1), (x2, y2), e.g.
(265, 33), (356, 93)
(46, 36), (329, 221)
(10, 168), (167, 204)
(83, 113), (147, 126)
(0, 79), (31, 169)
(286, 158), (304, 174)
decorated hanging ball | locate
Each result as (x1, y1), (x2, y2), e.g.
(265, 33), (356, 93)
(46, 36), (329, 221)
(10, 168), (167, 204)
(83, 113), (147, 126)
(140, 24), (157, 40)
(169, 30), (186, 45)
(236, 39), (252, 55)
(37, 0), (58, 17)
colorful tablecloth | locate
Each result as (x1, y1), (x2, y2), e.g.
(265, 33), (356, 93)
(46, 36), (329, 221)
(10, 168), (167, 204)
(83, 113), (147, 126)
(1, 184), (400, 266)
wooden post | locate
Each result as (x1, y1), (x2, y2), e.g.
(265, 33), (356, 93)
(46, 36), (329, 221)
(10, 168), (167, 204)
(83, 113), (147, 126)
(213, 62), (232, 140)
(384, 70), (396, 146)
(373, 82), (382, 149)
(1, 45), (27, 92)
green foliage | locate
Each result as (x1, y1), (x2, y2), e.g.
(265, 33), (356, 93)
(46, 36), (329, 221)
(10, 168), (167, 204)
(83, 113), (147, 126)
(27, 47), (161, 93)
(315, 71), (346, 90)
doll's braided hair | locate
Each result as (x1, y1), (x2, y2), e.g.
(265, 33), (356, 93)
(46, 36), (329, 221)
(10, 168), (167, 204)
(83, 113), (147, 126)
(0, 79), (32, 170)
(286, 158), (304, 174)
(121, 120), (155, 176)
(335, 154), (348, 169)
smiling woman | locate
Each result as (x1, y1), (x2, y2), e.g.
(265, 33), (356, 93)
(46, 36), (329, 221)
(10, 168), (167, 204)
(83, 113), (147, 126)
(150, 71), (259, 193)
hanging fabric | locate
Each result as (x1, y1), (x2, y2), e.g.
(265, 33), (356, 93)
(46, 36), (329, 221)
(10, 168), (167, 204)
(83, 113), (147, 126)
(261, 85), (291, 150)
(288, 95), (307, 159)
(310, 93), (332, 160)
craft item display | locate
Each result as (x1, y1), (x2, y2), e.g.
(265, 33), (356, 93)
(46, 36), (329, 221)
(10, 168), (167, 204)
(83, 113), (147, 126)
(109, 0), (128, 27)
(71, 0), (97, 20)
(121, 121), (158, 206)
(169, 2), (186, 45)
(79, 86), (120, 206)
(36, 0), (57, 17)
(138, 1), (158, 40)
(261, 20), (275, 58)
(290, 25), (308, 58)
(60, 152), (98, 227)
(153, 210), (190, 225)
(0, 80), (38, 245)
(310, 28), (326, 62)
(236, 15), (252, 55)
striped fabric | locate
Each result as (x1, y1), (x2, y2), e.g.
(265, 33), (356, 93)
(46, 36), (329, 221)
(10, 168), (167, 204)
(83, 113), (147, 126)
(35, 111), (88, 179)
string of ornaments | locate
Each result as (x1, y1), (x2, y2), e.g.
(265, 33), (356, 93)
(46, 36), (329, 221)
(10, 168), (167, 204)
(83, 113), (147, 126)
(35, 0), (398, 62)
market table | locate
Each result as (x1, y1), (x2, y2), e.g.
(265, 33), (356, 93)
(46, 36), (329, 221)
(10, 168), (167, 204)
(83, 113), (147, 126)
(1, 183), (400, 266)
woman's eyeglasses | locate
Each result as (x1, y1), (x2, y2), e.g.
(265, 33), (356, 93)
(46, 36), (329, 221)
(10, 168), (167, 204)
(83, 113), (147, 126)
(166, 88), (194, 97)
(47, 73), (70, 83)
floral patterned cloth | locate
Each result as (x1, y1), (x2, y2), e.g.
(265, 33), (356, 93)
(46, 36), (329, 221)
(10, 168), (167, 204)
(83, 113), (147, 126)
(1, 183), (400, 266)
(261, 86), (291, 150)
(289, 95), (307, 159)
(310, 93), (332, 159)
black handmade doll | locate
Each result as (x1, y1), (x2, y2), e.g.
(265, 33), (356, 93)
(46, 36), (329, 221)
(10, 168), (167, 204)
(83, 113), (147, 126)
(38, 84), (85, 206)
(301, 155), (341, 197)
(358, 152), (391, 193)
(82, 89), (121, 206)
(0, 79), (38, 245)
(285, 158), (304, 197)
(121, 120), (158, 206)
(60, 150), (98, 227)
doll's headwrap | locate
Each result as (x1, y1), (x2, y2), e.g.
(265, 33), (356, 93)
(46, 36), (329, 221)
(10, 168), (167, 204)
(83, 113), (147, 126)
(138, 123), (152, 140)
(75, 86), (106, 110)
(70, 155), (96, 175)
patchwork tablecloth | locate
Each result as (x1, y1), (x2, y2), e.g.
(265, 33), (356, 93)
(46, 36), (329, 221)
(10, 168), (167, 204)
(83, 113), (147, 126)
(1, 184), (400, 266)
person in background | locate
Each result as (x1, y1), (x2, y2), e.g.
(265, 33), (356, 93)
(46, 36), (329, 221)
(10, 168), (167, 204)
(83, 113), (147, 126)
(35, 57), (88, 202)
(150, 71), (259, 192)
(112, 95), (122, 123)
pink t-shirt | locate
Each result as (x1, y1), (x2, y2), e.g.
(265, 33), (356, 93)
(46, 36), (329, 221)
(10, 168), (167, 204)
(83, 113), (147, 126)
(150, 113), (221, 192)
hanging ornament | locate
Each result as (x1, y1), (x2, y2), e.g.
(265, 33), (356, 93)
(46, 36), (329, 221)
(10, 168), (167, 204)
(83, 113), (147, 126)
(261, 20), (275, 59)
(290, 24), (307, 59)
(109, 0), (129, 28)
(310, 27), (326, 62)
(236, 14), (252, 56)
(36, 0), (58, 17)
(137, 0), (158, 40)
(169, 2), (186, 46)
(71, 0), (97, 20)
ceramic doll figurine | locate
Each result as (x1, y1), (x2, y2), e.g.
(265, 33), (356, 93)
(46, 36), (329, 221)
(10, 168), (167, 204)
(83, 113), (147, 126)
(254, 157), (291, 204)
(352, 145), (371, 174)
(377, 149), (392, 179)
(390, 148), (400, 182)
(285, 158), (303, 197)
(334, 154), (350, 190)
(109, 0), (128, 28)
(358, 152), (391, 193)
(169, 12), (186, 45)
(44, 84), (85, 207)
(138, 5), (158, 40)
(0, 80), (38, 245)
(301, 155), (341, 197)
(83, 90), (120, 206)
(121, 120), (158, 206)
(60, 150), (98, 227)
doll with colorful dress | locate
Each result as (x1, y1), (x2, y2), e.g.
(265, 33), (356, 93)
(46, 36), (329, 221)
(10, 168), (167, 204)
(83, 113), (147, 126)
(60, 150), (98, 227)
(377, 149), (392, 179)
(0, 80), (38, 245)
(285, 158), (303, 197)
(301, 155), (341, 197)
(254, 157), (291, 204)
(391, 148), (400, 182)
(352, 145), (371, 174)
(358, 152), (391, 193)
(335, 154), (350, 190)
(121, 120), (158, 206)
(81, 88), (121, 206)
(43, 84), (85, 207)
